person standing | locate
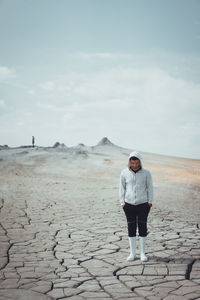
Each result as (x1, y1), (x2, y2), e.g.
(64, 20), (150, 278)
(32, 136), (35, 148)
(119, 151), (153, 262)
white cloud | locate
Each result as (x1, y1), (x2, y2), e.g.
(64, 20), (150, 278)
(39, 80), (71, 93)
(36, 102), (67, 113)
(0, 66), (16, 81)
(37, 66), (200, 124)
(40, 81), (56, 91)
(72, 52), (131, 60)
(0, 99), (6, 107)
(28, 89), (35, 95)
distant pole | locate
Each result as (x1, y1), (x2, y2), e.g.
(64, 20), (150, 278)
(32, 136), (35, 148)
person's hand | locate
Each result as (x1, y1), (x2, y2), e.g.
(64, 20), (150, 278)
(122, 204), (125, 208)
(148, 203), (152, 207)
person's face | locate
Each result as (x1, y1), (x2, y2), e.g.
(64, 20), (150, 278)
(129, 159), (140, 171)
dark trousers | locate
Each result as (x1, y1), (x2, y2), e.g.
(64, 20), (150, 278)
(123, 202), (151, 237)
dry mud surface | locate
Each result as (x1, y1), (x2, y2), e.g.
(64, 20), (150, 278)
(0, 144), (200, 300)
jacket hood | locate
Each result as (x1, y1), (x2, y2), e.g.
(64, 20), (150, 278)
(128, 151), (143, 168)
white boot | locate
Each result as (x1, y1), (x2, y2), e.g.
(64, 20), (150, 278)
(127, 237), (136, 261)
(139, 236), (148, 262)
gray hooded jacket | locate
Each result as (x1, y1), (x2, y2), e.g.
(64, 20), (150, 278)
(119, 151), (153, 206)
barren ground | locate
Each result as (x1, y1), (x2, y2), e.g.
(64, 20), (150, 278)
(0, 145), (199, 300)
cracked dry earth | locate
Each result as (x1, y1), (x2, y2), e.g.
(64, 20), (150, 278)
(0, 148), (200, 300)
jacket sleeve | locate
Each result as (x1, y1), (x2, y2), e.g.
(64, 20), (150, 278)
(119, 172), (126, 205)
(146, 170), (153, 204)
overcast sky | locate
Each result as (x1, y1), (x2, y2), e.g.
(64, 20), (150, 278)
(0, 0), (200, 158)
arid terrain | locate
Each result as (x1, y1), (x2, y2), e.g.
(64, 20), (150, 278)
(0, 138), (200, 300)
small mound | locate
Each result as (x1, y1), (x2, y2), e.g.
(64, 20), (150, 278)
(96, 137), (114, 146)
(0, 145), (9, 150)
(53, 142), (67, 148)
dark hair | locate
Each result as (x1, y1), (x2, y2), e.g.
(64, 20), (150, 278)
(129, 156), (139, 161)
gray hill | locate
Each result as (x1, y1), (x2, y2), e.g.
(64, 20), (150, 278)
(96, 137), (116, 146)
